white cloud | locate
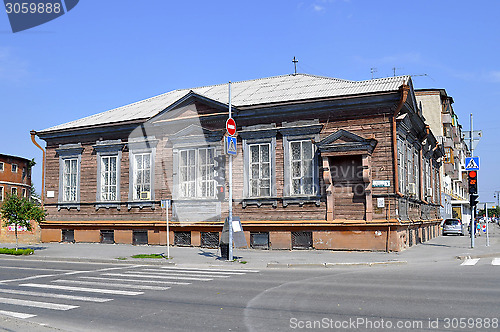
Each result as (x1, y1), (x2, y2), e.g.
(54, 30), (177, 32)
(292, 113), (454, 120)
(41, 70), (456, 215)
(487, 71), (500, 82)
(313, 4), (325, 12)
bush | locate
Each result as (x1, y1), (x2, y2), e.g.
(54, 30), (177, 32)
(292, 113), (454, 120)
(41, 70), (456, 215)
(0, 248), (34, 255)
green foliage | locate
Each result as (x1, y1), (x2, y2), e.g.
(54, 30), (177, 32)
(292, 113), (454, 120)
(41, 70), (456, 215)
(1, 194), (46, 230)
(0, 247), (34, 255)
(0, 194), (46, 250)
(131, 254), (166, 259)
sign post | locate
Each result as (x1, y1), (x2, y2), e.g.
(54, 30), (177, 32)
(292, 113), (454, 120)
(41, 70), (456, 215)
(161, 199), (171, 259)
(227, 82), (234, 261)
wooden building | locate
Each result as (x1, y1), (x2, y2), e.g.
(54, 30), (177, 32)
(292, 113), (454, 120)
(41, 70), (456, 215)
(35, 74), (443, 251)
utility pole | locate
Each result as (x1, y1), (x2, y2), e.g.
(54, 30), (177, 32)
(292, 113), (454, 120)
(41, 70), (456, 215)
(228, 82), (233, 261)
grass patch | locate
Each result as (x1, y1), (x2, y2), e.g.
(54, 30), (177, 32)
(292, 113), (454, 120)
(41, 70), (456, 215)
(115, 257), (128, 260)
(131, 254), (165, 259)
(0, 248), (34, 255)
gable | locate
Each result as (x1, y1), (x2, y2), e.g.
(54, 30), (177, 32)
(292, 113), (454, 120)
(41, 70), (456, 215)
(317, 129), (377, 155)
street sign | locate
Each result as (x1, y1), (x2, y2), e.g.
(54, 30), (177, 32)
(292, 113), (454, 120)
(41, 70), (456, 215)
(160, 199), (171, 209)
(465, 157), (480, 171)
(226, 117), (236, 136)
(225, 136), (237, 156)
(373, 180), (390, 188)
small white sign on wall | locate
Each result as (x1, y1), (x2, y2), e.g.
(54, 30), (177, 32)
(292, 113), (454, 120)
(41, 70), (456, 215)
(377, 197), (385, 208)
(47, 191), (55, 198)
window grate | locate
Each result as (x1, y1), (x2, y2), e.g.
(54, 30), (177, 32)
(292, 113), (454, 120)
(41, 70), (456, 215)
(133, 230), (148, 245)
(62, 229), (74, 243)
(292, 231), (312, 249)
(250, 232), (269, 249)
(174, 231), (191, 246)
(100, 230), (114, 244)
(201, 232), (219, 248)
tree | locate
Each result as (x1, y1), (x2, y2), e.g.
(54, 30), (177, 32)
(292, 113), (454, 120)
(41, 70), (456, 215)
(0, 194), (46, 250)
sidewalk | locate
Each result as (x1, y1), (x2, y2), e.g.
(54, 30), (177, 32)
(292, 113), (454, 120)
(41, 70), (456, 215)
(1, 223), (499, 269)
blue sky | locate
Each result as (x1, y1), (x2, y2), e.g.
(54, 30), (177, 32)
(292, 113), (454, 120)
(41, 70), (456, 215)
(1, 0), (499, 204)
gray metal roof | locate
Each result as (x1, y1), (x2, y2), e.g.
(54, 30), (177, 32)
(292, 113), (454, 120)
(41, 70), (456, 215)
(39, 74), (410, 134)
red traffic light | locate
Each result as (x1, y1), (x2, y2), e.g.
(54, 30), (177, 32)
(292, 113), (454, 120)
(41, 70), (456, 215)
(469, 171), (477, 178)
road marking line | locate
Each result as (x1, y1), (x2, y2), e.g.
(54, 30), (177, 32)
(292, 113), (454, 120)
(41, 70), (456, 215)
(492, 258), (500, 265)
(79, 276), (191, 285)
(131, 270), (230, 278)
(461, 258), (480, 266)
(140, 268), (245, 276)
(0, 274), (56, 284)
(159, 266), (259, 273)
(19, 283), (143, 296)
(0, 309), (36, 319)
(0, 266), (73, 272)
(53, 279), (171, 291)
(102, 273), (212, 281)
(0, 287), (112, 303)
(0, 296), (78, 311)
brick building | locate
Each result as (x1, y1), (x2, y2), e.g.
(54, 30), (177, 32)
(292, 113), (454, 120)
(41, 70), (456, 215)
(0, 153), (39, 243)
(35, 74), (443, 251)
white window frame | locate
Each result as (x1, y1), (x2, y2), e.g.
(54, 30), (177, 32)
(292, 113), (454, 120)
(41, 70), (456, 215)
(11, 164), (17, 173)
(0, 186), (3, 201)
(127, 137), (157, 209)
(132, 152), (152, 201)
(178, 147), (215, 199)
(100, 155), (119, 201)
(288, 139), (315, 196)
(397, 137), (405, 193)
(62, 158), (79, 202)
(0, 162), (4, 172)
(248, 142), (272, 198)
(56, 143), (83, 210)
(22, 188), (27, 198)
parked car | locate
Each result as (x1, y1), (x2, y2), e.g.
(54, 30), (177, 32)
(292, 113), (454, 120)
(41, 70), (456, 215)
(443, 219), (464, 236)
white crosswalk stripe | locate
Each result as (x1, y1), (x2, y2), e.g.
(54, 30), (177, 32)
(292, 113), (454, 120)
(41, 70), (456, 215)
(19, 283), (143, 296)
(0, 309), (36, 319)
(0, 296), (78, 311)
(79, 276), (191, 285)
(461, 258), (480, 266)
(492, 258), (500, 265)
(53, 279), (171, 291)
(159, 266), (260, 273)
(0, 287), (112, 303)
(130, 270), (230, 278)
(103, 272), (213, 281)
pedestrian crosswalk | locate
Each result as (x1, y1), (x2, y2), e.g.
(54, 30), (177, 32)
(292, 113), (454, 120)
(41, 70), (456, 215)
(0, 265), (259, 321)
(460, 257), (500, 266)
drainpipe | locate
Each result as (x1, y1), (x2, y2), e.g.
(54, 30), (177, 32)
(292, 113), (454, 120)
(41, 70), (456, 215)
(391, 84), (410, 199)
(30, 130), (45, 208)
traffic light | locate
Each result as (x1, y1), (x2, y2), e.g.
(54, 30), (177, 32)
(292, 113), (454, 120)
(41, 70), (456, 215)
(468, 171), (478, 194)
(470, 194), (479, 208)
(214, 155), (226, 186)
(216, 185), (225, 201)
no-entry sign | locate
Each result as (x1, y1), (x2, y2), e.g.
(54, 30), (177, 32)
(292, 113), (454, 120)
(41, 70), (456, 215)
(226, 118), (236, 136)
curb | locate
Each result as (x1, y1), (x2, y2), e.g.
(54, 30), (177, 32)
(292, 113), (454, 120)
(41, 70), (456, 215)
(1, 255), (177, 266)
(266, 261), (407, 268)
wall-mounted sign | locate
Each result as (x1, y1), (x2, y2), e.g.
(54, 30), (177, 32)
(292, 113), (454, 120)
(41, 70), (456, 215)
(377, 198), (385, 208)
(373, 180), (390, 188)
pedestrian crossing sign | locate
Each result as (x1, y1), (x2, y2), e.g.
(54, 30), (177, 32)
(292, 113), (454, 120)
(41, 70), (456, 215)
(225, 136), (237, 156)
(465, 157), (480, 171)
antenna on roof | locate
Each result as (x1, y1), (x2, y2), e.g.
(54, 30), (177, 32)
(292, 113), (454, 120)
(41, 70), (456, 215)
(370, 67), (377, 79)
(409, 73), (434, 81)
(392, 67), (403, 76)
(292, 57), (298, 75)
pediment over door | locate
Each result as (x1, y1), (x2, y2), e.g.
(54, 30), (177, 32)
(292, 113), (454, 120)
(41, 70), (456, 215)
(317, 129), (377, 156)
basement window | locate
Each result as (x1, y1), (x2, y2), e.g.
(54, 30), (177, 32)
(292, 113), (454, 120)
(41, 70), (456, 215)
(174, 231), (191, 246)
(250, 232), (269, 249)
(201, 232), (219, 248)
(100, 230), (114, 244)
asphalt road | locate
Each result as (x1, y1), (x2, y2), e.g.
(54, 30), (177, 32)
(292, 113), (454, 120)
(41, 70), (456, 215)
(0, 234), (499, 332)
